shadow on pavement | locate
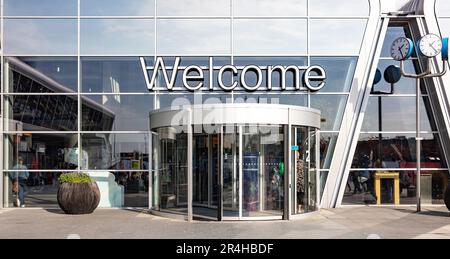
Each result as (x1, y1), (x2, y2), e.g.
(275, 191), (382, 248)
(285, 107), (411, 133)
(44, 208), (65, 215)
(44, 208), (147, 215)
(417, 210), (450, 218)
(392, 208), (450, 218)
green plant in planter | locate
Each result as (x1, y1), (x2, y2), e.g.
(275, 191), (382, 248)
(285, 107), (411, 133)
(58, 173), (93, 184)
(57, 173), (100, 215)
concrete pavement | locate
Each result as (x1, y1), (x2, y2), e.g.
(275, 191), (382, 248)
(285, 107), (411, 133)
(0, 206), (450, 239)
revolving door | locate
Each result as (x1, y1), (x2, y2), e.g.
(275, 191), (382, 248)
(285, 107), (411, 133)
(149, 104), (321, 221)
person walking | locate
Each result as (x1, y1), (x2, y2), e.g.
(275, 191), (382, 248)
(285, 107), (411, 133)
(9, 157), (29, 207)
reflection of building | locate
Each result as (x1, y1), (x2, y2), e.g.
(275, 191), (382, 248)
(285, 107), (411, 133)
(7, 57), (115, 132)
(4, 57), (116, 170)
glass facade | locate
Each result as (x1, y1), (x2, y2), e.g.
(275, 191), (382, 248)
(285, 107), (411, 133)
(343, 22), (449, 206)
(2, 0), (450, 221)
(1, 0), (368, 210)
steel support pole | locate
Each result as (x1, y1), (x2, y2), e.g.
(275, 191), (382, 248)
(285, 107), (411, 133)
(416, 78), (421, 212)
(187, 109), (193, 222)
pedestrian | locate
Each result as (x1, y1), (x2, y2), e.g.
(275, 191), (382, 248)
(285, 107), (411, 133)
(9, 157), (29, 207)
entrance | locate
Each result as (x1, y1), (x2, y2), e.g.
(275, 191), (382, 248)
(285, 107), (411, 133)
(149, 104), (321, 221)
(192, 133), (221, 219)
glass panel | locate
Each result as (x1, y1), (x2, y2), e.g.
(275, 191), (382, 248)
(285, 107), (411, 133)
(352, 133), (447, 169)
(82, 95), (154, 131)
(4, 95), (78, 131)
(210, 134), (220, 207)
(5, 0), (77, 16)
(242, 126), (284, 217)
(342, 170), (447, 205)
(4, 133), (79, 170)
(234, 57), (307, 67)
(4, 19), (77, 55)
(320, 171), (329, 200)
(6, 57), (78, 93)
(82, 134), (149, 170)
(151, 133), (159, 209)
(95, 171), (149, 208)
(82, 57), (151, 93)
(292, 126), (309, 214)
(310, 0), (370, 16)
(234, 19), (307, 55)
(159, 94), (232, 109)
(436, 1), (450, 17)
(193, 135), (209, 206)
(81, 0), (155, 16)
(223, 128), (239, 217)
(159, 94), (194, 109)
(309, 19), (367, 55)
(242, 127), (261, 217)
(430, 171), (450, 204)
(4, 171), (61, 208)
(81, 19), (155, 55)
(320, 133), (338, 169)
(157, 19), (231, 55)
(261, 126), (284, 215)
(157, 131), (188, 214)
(310, 95), (348, 131)
(308, 128), (318, 210)
(234, 0), (307, 17)
(310, 57), (357, 93)
(372, 60), (421, 94)
(343, 171), (371, 205)
(153, 56), (231, 67)
(234, 94), (307, 107)
(361, 96), (435, 132)
(158, 0), (230, 16)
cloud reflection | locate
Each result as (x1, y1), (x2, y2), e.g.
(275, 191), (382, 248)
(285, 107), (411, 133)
(5, 19), (77, 55)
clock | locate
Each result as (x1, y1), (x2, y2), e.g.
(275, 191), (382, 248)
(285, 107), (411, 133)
(390, 37), (414, 61)
(417, 34), (442, 58)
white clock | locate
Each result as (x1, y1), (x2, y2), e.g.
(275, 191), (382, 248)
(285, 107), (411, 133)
(417, 34), (442, 58)
(391, 37), (414, 61)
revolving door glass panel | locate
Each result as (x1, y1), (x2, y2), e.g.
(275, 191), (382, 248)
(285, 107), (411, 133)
(156, 128), (188, 215)
(223, 128), (239, 218)
(292, 126), (319, 215)
(192, 132), (221, 219)
(242, 126), (285, 218)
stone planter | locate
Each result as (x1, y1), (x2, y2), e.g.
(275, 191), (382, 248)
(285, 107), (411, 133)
(57, 182), (100, 215)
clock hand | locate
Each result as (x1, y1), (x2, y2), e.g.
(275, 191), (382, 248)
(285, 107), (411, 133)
(429, 43), (437, 52)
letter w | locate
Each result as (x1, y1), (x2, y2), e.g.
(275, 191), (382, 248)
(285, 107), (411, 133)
(140, 57), (181, 90)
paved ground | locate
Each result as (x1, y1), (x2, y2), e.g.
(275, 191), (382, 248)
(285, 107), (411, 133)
(0, 206), (450, 239)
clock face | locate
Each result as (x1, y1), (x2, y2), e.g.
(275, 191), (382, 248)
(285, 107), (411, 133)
(418, 34), (442, 57)
(391, 37), (413, 61)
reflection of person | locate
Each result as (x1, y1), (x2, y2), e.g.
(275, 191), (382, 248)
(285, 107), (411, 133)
(269, 170), (281, 207)
(296, 151), (305, 213)
(265, 150), (283, 210)
(355, 154), (371, 194)
(9, 157), (29, 207)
